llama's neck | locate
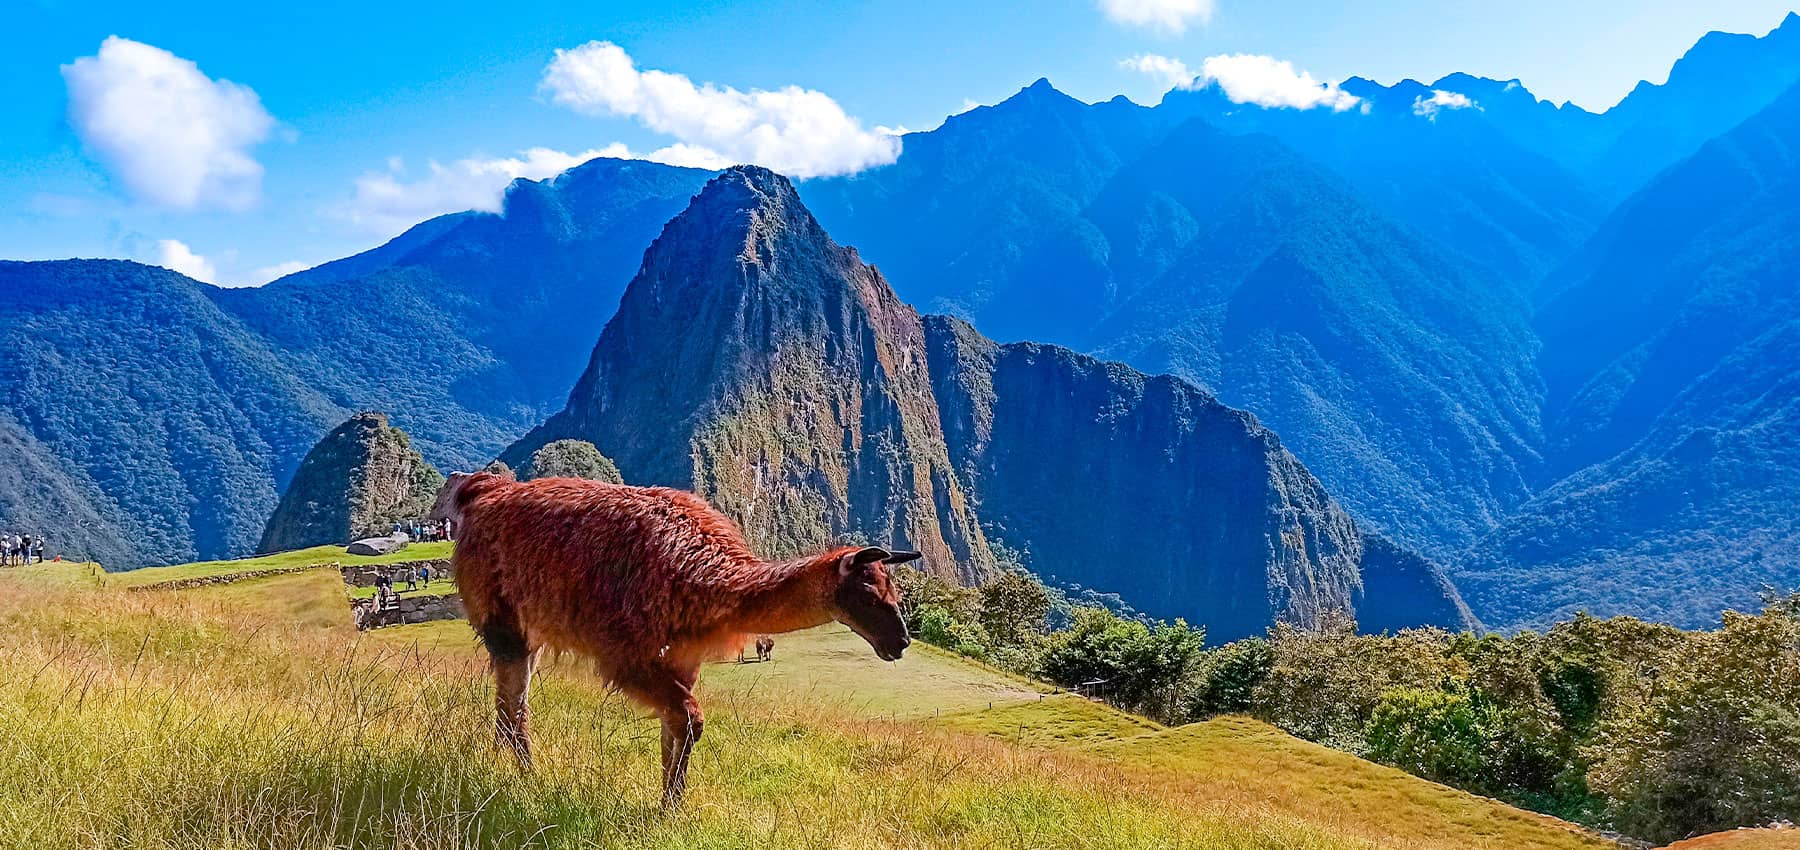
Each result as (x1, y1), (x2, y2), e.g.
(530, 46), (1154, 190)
(729, 551), (841, 635)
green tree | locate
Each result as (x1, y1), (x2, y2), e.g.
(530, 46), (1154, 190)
(1587, 598), (1800, 843)
(1040, 607), (1206, 723)
(979, 570), (1051, 648)
(891, 566), (980, 632)
(1187, 638), (1274, 718)
(526, 440), (623, 483)
(1253, 624), (1463, 752)
(1366, 685), (1489, 788)
(914, 605), (992, 659)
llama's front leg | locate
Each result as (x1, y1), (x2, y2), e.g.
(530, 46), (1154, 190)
(484, 625), (536, 770)
(494, 652), (536, 769)
(653, 670), (704, 808)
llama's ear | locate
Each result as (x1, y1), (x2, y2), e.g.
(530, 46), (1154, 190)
(882, 550), (922, 565)
(841, 546), (893, 576)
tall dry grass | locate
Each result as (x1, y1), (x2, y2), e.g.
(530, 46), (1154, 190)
(0, 578), (1366, 850)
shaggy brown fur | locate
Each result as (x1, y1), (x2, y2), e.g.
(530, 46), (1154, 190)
(431, 472), (916, 806)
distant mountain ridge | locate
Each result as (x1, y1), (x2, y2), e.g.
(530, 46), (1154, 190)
(209, 158), (715, 469)
(0, 260), (342, 567)
(504, 166), (997, 582)
(804, 89), (1549, 562)
(1461, 77), (1800, 628)
(509, 166), (1476, 638)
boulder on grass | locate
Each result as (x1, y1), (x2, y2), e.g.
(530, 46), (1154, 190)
(346, 534), (409, 556)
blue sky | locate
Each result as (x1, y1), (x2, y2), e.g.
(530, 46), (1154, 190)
(4, 0), (1796, 285)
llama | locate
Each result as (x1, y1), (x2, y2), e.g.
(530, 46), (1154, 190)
(755, 635), (774, 662)
(429, 472), (916, 806)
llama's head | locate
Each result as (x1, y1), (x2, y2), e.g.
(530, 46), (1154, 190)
(427, 472), (476, 523)
(428, 471), (506, 531)
(831, 547), (919, 661)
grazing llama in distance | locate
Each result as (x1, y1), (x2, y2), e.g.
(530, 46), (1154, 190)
(755, 634), (774, 662)
(429, 472), (916, 806)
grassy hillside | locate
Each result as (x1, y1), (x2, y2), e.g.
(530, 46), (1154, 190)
(102, 541), (454, 587)
(0, 551), (1615, 850)
(1661, 828), (1800, 850)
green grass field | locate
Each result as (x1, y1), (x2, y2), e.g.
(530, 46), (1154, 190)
(97, 541), (455, 587)
(0, 550), (1632, 850)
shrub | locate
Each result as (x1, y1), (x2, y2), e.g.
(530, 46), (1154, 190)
(525, 440), (623, 483)
(1187, 638), (1274, 718)
(1366, 685), (1488, 787)
(1041, 608), (1206, 723)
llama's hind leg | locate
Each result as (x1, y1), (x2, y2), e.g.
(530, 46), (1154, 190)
(625, 665), (704, 808)
(482, 622), (536, 770)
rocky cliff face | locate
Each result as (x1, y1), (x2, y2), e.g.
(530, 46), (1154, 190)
(513, 166), (1471, 636)
(507, 167), (995, 582)
(925, 315), (1378, 640)
(258, 412), (444, 552)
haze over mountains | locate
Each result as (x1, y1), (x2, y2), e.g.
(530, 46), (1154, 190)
(2, 15), (1798, 632)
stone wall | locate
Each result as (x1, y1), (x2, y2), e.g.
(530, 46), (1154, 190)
(340, 559), (453, 587)
(352, 592), (465, 630)
(127, 564), (334, 592)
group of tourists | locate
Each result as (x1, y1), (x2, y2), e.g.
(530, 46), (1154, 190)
(371, 563), (445, 603)
(356, 564), (451, 631)
(392, 519), (452, 542)
(1, 532), (46, 565)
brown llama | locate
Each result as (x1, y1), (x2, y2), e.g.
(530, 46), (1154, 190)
(755, 635), (774, 662)
(429, 472), (916, 806)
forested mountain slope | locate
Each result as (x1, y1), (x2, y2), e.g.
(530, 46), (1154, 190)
(0, 260), (342, 566)
(210, 158), (714, 468)
(1465, 80), (1800, 627)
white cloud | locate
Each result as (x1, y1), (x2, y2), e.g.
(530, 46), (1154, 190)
(153, 239), (216, 283)
(341, 147), (610, 236)
(62, 37), (275, 211)
(540, 41), (901, 178)
(1412, 89), (1479, 120)
(1097, 0), (1214, 33)
(1120, 54), (1198, 90)
(341, 140), (742, 236)
(1194, 54), (1361, 112)
(591, 142), (736, 171)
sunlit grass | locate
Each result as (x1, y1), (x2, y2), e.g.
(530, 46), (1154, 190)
(0, 557), (1620, 850)
(1659, 827), (1800, 850)
(934, 692), (1162, 747)
(100, 542), (455, 587)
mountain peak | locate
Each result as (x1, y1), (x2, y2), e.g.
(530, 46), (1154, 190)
(510, 169), (997, 581)
(993, 76), (1082, 111)
(693, 164), (802, 211)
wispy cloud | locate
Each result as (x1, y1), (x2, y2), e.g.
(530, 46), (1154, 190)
(1120, 54), (1198, 90)
(1194, 54), (1361, 112)
(1096, 0), (1215, 34)
(153, 239), (216, 283)
(340, 147), (610, 236)
(62, 37), (274, 210)
(540, 41), (901, 178)
(1412, 89), (1479, 120)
